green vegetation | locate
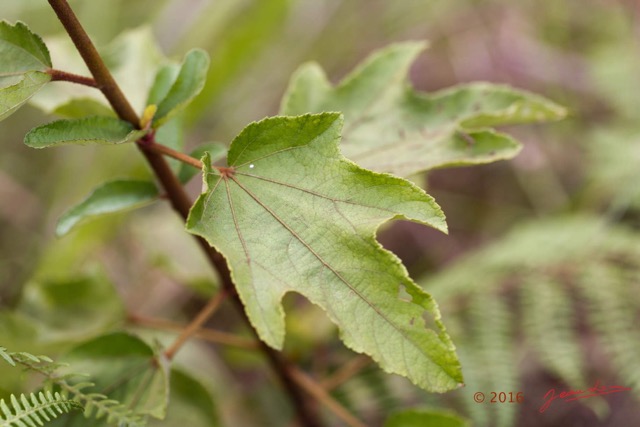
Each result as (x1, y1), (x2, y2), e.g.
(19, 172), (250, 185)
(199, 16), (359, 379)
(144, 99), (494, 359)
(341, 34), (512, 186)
(1, 1), (638, 426)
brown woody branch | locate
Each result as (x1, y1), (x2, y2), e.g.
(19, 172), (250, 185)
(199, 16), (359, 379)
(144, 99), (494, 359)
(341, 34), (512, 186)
(46, 1), (324, 426)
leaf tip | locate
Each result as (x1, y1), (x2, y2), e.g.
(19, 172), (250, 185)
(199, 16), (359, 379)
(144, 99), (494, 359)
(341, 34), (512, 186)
(23, 126), (41, 149)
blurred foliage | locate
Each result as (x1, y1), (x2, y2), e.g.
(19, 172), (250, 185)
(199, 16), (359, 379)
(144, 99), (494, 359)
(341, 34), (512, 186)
(1, 0), (640, 426)
(420, 216), (640, 427)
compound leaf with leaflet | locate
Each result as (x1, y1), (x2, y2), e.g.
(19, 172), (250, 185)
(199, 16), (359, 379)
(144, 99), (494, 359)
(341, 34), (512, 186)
(186, 113), (462, 392)
(281, 42), (566, 177)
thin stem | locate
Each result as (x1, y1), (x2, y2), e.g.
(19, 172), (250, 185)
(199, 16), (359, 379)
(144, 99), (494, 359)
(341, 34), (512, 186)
(128, 314), (258, 350)
(141, 138), (203, 169)
(290, 368), (367, 427)
(320, 356), (371, 391)
(163, 291), (227, 359)
(47, 2), (324, 426)
(47, 68), (98, 88)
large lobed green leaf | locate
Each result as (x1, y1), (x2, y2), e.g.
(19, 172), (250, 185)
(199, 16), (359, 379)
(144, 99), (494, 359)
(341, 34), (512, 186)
(0, 21), (52, 121)
(24, 116), (147, 149)
(186, 113), (462, 392)
(281, 42), (566, 177)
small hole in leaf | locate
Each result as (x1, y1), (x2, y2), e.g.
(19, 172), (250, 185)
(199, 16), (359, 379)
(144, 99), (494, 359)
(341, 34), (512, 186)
(422, 310), (438, 331)
(249, 164), (255, 169)
(398, 284), (411, 302)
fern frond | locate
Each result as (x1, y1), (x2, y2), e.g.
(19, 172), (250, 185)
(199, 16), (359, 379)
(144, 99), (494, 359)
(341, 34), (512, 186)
(422, 216), (640, 427)
(8, 352), (146, 427)
(521, 274), (586, 389)
(67, 385), (145, 427)
(0, 350), (53, 369)
(454, 294), (517, 427)
(0, 348), (15, 367)
(578, 264), (640, 393)
(423, 215), (640, 299)
(0, 391), (82, 427)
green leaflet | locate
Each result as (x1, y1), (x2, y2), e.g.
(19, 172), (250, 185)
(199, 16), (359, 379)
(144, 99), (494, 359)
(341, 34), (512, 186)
(148, 369), (220, 427)
(0, 21), (52, 121)
(153, 49), (210, 128)
(0, 348), (14, 367)
(384, 409), (470, 427)
(51, 98), (115, 119)
(146, 63), (180, 106)
(24, 116), (147, 149)
(144, 62), (190, 173)
(0, 21), (51, 72)
(281, 42), (566, 177)
(56, 180), (159, 236)
(59, 332), (170, 422)
(0, 71), (51, 121)
(186, 113), (462, 392)
(182, 0), (290, 124)
(18, 272), (126, 343)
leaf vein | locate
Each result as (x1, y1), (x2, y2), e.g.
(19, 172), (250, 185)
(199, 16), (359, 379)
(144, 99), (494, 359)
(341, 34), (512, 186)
(229, 175), (434, 367)
(234, 171), (398, 215)
(226, 178), (278, 345)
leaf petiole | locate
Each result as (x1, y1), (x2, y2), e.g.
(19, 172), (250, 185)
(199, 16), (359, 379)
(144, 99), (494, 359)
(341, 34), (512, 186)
(46, 68), (98, 87)
(138, 136), (204, 169)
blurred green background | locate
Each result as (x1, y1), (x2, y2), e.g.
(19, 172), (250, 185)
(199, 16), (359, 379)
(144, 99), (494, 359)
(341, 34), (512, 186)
(1, 1), (639, 426)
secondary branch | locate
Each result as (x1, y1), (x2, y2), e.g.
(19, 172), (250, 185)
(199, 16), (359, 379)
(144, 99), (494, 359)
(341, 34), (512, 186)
(128, 313), (258, 350)
(163, 290), (227, 360)
(47, 68), (98, 87)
